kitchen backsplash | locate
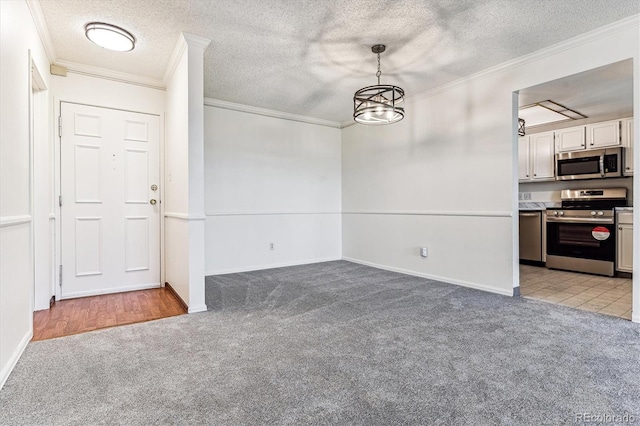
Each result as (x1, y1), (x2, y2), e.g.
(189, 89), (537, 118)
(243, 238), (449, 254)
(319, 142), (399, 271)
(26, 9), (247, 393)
(519, 177), (633, 206)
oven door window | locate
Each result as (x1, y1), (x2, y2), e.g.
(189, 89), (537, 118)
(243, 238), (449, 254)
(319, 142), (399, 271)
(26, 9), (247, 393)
(547, 222), (615, 261)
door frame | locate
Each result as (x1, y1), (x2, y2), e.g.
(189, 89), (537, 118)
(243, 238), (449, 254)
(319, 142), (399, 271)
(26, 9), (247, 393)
(29, 53), (50, 311)
(53, 99), (165, 301)
(512, 59), (639, 323)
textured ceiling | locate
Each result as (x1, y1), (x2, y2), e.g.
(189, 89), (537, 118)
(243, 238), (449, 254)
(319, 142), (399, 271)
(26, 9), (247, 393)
(519, 59), (634, 122)
(39, 0), (640, 123)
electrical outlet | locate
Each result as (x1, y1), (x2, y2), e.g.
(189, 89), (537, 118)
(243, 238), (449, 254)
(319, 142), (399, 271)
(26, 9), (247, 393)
(523, 192), (532, 201)
(420, 247), (428, 258)
(518, 193), (523, 201)
(270, 242), (274, 250)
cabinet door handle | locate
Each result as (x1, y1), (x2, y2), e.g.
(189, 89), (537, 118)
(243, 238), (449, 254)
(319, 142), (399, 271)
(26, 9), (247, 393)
(619, 227), (622, 230)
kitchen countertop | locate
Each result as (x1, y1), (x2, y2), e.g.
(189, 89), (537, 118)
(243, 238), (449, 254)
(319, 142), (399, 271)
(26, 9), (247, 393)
(519, 202), (560, 211)
(615, 206), (634, 212)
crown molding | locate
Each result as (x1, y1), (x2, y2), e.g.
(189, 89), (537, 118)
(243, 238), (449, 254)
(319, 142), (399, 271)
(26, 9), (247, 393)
(162, 34), (188, 85)
(162, 32), (212, 85)
(204, 98), (342, 129)
(182, 32), (212, 50)
(25, 0), (57, 62)
(412, 14), (640, 103)
(54, 59), (165, 90)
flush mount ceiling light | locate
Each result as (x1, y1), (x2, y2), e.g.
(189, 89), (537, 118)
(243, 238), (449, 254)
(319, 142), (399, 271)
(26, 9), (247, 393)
(518, 100), (586, 128)
(85, 22), (135, 52)
(353, 44), (405, 125)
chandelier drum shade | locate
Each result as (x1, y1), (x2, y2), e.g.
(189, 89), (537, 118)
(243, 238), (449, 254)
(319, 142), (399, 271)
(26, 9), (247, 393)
(353, 44), (405, 125)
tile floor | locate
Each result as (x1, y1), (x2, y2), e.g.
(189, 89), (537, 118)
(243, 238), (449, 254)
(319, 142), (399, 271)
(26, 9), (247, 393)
(520, 264), (632, 320)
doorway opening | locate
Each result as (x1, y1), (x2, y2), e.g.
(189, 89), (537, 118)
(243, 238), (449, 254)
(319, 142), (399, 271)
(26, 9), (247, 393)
(515, 59), (634, 321)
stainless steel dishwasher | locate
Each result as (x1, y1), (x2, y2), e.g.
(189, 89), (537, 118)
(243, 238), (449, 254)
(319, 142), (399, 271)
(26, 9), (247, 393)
(519, 211), (542, 262)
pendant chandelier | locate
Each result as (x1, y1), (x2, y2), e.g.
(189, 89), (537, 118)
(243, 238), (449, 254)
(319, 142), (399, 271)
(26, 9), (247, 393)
(353, 44), (405, 125)
(518, 118), (526, 136)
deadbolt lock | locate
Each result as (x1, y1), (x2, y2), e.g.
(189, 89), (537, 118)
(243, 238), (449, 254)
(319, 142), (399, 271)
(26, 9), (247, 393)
(150, 199), (157, 205)
(151, 184), (158, 191)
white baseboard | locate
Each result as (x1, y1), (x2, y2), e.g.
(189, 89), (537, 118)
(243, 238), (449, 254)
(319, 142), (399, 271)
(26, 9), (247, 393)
(632, 313), (639, 324)
(60, 283), (161, 300)
(206, 257), (342, 276)
(188, 304), (208, 314)
(0, 329), (33, 390)
(342, 257), (514, 297)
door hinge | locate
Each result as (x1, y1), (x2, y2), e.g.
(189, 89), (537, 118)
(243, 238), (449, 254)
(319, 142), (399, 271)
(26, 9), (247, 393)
(59, 195), (62, 207)
(58, 116), (62, 138)
(59, 265), (63, 287)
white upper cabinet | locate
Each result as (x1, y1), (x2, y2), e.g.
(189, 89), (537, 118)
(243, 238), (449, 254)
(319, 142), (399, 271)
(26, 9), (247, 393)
(519, 132), (555, 182)
(586, 119), (621, 148)
(530, 131), (555, 180)
(622, 117), (633, 175)
(518, 136), (531, 181)
(555, 126), (585, 152)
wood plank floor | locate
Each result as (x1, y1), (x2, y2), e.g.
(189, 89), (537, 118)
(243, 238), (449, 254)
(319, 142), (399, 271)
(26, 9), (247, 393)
(32, 287), (187, 341)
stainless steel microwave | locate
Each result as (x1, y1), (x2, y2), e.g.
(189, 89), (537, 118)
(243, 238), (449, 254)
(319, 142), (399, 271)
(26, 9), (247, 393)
(556, 147), (622, 181)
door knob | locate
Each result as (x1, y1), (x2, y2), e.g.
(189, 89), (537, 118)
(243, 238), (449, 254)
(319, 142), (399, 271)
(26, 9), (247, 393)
(150, 199), (157, 205)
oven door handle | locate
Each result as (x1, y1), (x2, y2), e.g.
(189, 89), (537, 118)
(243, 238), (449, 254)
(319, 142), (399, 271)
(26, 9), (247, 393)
(600, 154), (605, 177)
(546, 217), (614, 224)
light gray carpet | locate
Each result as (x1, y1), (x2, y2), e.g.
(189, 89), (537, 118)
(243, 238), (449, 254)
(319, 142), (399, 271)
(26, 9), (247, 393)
(1, 260), (639, 425)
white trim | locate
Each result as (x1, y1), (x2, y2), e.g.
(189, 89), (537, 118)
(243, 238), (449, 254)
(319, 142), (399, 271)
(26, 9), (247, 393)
(187, 304), (208, 314)
(204, 98), (342, 129)
(164, 212), (207, 221)
(182, 32), (212, 50)
(0, 329), (32, 390)
(162, 34), (188, 84)
(205, 211), (341, 217)
(0, 215), (32, 228)
(162, 32), (211, 85)
(414, 15), (640, 103)
(59, 282), (161, 300)
(632, 313), (639, 324)
(25, 0), (56, 62)
(54, 60), (165, 90)
(342, 257), (514, 297)
(342, 210), (513, 218)
(49, 213), (55, 220)
(206, 257), (342, 276)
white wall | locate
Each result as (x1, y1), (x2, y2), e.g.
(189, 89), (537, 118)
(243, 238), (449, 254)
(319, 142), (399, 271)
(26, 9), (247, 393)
(165, 50), (191, 303)
(204, 106), (342, 274)
(164, 33), (209, 313)
(33, 85), (53, 311)
(342, 16), (640, 306)
(0, 0), (51, 389)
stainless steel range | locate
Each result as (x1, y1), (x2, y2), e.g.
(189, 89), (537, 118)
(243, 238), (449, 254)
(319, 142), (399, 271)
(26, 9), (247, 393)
(546, 188), (627, 276)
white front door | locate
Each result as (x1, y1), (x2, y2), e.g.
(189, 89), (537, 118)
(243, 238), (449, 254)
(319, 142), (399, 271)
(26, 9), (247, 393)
(60, 102), (160, 299)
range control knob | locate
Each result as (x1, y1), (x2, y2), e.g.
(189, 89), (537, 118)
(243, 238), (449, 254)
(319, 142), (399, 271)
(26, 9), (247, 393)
(597, 211), (604, 216)
(553, 211), (559, 216)
(559, 211), (565, 216)
(591, 211), (597, 216)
